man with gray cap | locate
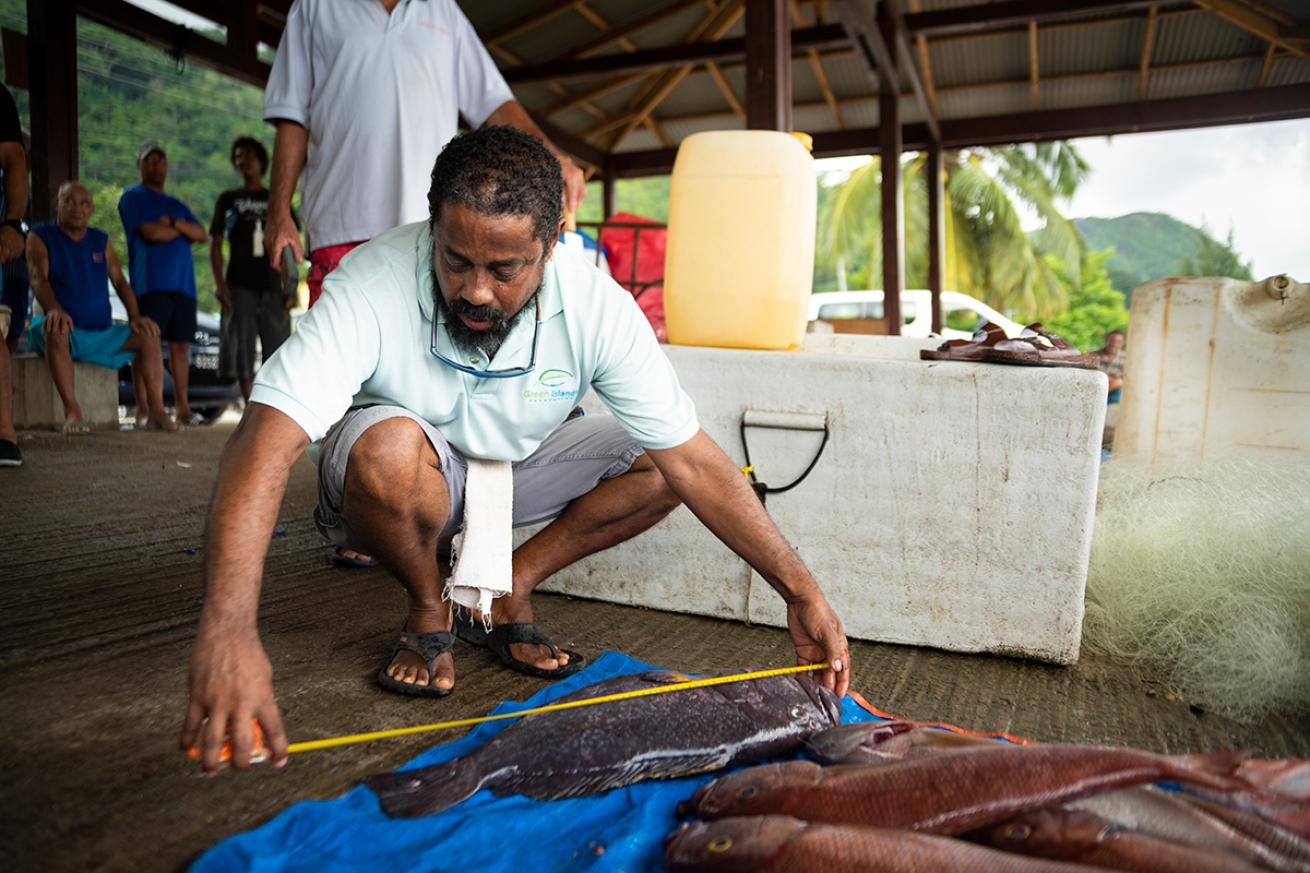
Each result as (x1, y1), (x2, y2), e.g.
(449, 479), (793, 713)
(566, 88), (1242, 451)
(118, 143), (208, 426)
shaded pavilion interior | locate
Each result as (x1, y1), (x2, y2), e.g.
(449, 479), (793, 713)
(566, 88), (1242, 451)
(21, 0), (1310, 329)
(19, 0), (1310, 333)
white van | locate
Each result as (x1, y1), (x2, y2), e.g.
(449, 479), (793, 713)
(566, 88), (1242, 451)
(807, 290), (1024, 340)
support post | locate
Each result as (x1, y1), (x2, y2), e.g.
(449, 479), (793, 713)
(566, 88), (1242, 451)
(927, 140), (945, 334)
(878, 7), (903, 335)
(27, 0), (78, 222)
(745, 0), (792, 130)
(602, 168), (616, 220)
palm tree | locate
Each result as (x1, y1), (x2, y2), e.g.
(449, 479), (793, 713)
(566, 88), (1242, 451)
(818, 142), (1089, 320)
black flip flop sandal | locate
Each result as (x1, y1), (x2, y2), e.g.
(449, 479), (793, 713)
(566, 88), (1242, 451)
(485, 622), (587, 680)
(376, 629), (456, 698)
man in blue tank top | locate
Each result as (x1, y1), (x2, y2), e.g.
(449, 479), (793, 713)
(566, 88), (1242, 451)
(26, 182), (176, 432)
(118, 143), (207, 425)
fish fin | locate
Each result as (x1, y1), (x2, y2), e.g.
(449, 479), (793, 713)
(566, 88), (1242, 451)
(497, 749), (733, 801)
(1169, 750), (1253, 793)
(363, 757), (491, 818)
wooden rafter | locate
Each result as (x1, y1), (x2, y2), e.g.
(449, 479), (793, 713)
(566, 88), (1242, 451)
(790, 0), (844, 127)
(601, 0), (746, 152)
(544, 72), (649, 118)
(572, 3), (676, 149)
(705, 61), (746, 119)
(1028, 20), (1039, 108)
(1192, 0), (1310, 60)
(566, 0), (707, 59)
(908, 0), (938, 116)
(1138, 6), (1158, 100)
(486, 1), (585, 47)
(1257, 40), (1276, 86)
(654, 49), (1291, 124)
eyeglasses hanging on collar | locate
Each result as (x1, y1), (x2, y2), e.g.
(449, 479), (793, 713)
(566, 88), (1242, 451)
(430, 296), (541, 379)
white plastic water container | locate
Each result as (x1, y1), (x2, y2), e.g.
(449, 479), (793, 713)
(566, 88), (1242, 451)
(1115, 275), (1310, 465)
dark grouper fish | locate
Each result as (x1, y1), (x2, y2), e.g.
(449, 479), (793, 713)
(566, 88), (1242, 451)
(364, 670), (840, 818)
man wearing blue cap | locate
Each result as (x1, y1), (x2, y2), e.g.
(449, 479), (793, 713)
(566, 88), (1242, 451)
(118, 143), (208, 425)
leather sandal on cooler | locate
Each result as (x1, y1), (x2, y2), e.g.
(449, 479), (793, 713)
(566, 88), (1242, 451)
(376, 629), (455, 698)
(919, 322), (1007, 362)
(486, 622), (587, 680)
(984, 323), (1098, 369)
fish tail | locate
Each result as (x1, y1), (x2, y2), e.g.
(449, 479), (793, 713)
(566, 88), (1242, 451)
(363, 758), (486, 818)
(1168, 750), (1253, 792)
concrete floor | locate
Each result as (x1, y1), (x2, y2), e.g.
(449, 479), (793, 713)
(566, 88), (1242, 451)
(1, 420), (1306, 872)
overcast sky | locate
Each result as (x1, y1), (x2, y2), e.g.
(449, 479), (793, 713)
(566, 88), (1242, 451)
(1067, 119), (1310, 280)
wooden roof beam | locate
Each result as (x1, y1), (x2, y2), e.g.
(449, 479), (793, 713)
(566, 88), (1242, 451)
(609, 82), (1310, 174)
(833, 0), (939, 141)
(75, 0), (270, 87)
(1257, 41), (1276, 86)
(503, 22), (846, 83)
(904, 0), (1165, 38)
(566, 0), (708, 59)
(790, 0), (844, 127)
(486, 1), (585, 47)
(606, 0), (746, 151)
(1192, 0), (1310, 60)
(705, 60), (747, 119)
(1138, 6), (1158, 99)
(907, 0), (938, 117)
(1028, 20), (1040, 108)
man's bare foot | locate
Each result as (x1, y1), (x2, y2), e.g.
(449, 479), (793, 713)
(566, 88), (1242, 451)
(147, 414), (179, 432)
(382, 606), (456, 692)
(485, 597), (570, 673)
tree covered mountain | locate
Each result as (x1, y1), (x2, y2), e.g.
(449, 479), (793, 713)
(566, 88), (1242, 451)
(1074, 212), (1252, 301)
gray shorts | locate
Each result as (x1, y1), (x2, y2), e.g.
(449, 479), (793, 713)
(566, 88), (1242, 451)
(313, 405), (645, 551)
(224, 285), (290, 380)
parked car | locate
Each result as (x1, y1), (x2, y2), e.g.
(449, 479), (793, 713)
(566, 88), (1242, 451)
(807, 290), (1024, 340)
(109, 296), (240, 422)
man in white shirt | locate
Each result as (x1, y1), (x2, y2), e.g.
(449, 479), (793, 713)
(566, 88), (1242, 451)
(182, 129), (850, 772)
(261, 0), (585, 309)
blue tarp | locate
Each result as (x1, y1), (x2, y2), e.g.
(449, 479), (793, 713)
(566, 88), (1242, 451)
(191, 651), (886, 873)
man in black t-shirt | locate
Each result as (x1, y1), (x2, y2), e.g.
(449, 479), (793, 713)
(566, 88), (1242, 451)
(0, 85), (28, 466)
(209, 136), (296, 402)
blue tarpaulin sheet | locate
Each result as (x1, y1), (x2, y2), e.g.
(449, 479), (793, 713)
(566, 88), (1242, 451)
(191, 651), (886, 873)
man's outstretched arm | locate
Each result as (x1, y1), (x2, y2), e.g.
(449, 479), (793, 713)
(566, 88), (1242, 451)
(647, 430), (851, 697)
(180, 402), (309, 772)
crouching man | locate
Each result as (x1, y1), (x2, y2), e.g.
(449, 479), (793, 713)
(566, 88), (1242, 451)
(26, 182), (175, 432)
(182, 128), (850, 771)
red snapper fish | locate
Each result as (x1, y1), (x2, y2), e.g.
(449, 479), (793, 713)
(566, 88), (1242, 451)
(664, 815), (1107, 872)
(679, 744), (1250, 835)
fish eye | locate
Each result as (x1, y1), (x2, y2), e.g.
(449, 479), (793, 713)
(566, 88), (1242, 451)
(789, 705), (804, 719)
(738, 786), (759, 799)
(707, 836), (733, 853)
(1004, 824), (1032, 841)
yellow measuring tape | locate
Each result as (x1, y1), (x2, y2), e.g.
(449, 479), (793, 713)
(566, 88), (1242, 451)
(286, 663), (829, 754)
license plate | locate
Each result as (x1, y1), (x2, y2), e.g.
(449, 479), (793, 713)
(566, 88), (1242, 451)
(193, 353), (219, 371)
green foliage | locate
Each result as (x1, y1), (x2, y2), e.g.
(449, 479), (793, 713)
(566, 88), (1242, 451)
(1043, 249), (1129, 351)
(818, 143), (1089, 321)
(1074, 212), (1253, 301)
(1178, 223), (1253, 280)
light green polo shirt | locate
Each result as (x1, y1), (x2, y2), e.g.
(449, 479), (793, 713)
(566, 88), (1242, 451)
(250, 221), (699, 461)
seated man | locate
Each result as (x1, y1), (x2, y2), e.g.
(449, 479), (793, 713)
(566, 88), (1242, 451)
(26, 182), (175, 432)
(182, 128), (850, 772)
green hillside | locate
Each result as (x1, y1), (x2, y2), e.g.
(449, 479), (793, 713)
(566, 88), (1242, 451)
(1073, 212), (1252, 300)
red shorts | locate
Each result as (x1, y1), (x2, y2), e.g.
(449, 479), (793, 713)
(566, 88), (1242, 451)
(307, 241), (367, 307)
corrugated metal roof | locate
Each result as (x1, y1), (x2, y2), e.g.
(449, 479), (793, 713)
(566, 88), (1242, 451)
(450, 0), (1310, 159)
(1038, 18), (1143, 78)
(1152, 8), (1264, 65)
(1147, 60), (1264, 101)
(929, 31), (1028, 90)
(1266, 57), (1310, 89)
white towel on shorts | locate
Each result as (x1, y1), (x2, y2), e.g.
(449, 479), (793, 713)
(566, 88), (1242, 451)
(445, 458), (513, 624)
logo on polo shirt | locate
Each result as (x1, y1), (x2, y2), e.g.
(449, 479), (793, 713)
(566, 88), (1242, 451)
(92, 251), (104, 263)
(523, 368), (577, 403)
